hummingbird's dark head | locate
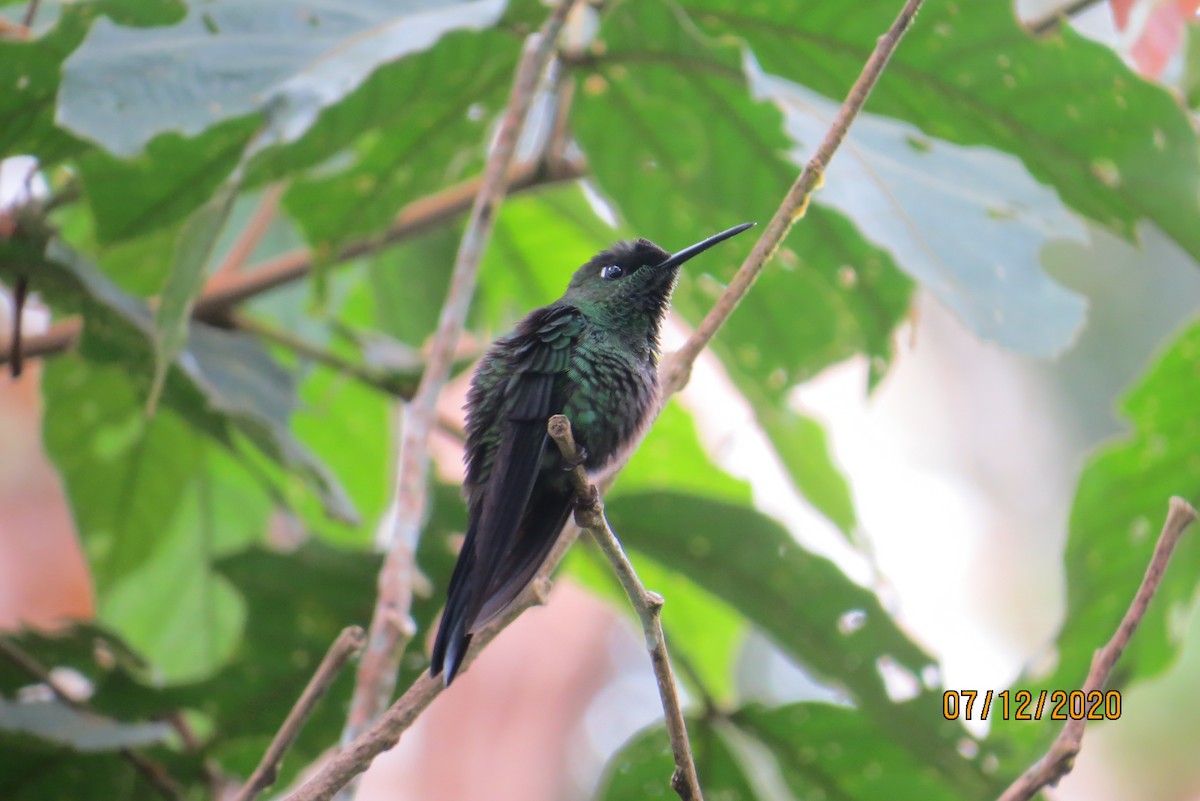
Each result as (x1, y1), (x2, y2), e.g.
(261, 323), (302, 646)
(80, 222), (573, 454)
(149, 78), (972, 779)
(562, 223), (755, 327)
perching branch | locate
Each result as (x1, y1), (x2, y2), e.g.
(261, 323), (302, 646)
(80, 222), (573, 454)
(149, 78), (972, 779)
(547, 414), (704, 801)
(340, 0), (583, 756)
(660, 0), (924, 397)
(0, 637), (184, 801)
(233, 626), (365, 801)
(997, 497), (1198, 801)
(282, 569), (560, 801)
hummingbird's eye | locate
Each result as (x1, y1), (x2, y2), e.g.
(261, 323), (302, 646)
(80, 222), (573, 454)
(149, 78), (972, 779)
(600, 264), (624, 280)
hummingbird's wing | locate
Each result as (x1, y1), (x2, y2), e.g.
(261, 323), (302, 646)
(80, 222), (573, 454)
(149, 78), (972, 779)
(431, 305), (583, 682)
(468, 306), (582, 617)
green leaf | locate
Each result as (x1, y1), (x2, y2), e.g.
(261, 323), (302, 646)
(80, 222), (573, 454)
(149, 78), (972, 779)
(44, 357), (268, 680)
(568, 543), (746, 704)
(990, 316), (1200, 768)
(605, 492), (987, 790)
(1054, 317), (1200, 687)
(1186, 20), (1200, 110)
(76, 118), (254, 243)
(0, 9), (88, 164)
(148, 178), (240, 414)
(43, 357), (202, 590)
(615, 403), (750, 504)
(476, 183), (622, 327)
(2, 238), (359, 524)
(598, 717), (757, 801)
(194, 544), (380, 782)
(0, 544), (383, 793)
(755, 76), (1087, 356)
(575, 1), (913, 390)
(279, 20), (519, 250)
(688, 0), (1200, 266)
(734, 702), (984, 800)
(0, 699), (172, 751)
(100, 460), (263, 682)
(758, 406), (857, 537)
(0, 733), (201, 801)
(58, 0), (509, 157)
(290, 359), (393, 546)
(368, 223), (461, 346)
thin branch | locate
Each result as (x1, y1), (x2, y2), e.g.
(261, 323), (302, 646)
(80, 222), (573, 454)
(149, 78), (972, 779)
(21, 0), (40, 28)
(228, 312), (422, 398)
(660, 0), (924, 397)
(997, 497), (1198, 801)
(0, 638), (184, 801)
(234, 626), (366, 801)
(9, 276), (26, 378)
(1027, 0), (1106, 35)
(547, 414), (703, 801)
(0, 158), (584, 367)
(282, 568), (560, 801)
(339, 0), (582, 759)
(216, 183), (286, 276)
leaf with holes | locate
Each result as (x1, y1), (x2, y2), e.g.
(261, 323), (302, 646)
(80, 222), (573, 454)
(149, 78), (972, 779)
(687, 0), (1200, 268)
(605, 492), (988, 790)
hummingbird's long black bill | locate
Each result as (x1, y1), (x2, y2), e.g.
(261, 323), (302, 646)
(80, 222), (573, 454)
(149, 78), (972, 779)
(656, 222), (755, 270)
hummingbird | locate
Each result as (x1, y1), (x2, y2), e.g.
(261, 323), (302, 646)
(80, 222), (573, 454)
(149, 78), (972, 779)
(430, 222), (754, 684)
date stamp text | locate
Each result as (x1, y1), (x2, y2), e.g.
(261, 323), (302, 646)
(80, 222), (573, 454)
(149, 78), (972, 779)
(942, 690), (1121, 721)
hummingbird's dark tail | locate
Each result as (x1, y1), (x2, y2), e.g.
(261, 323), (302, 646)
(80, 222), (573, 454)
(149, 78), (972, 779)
(430, 523), (478, 685)
(430, 480), (573, 685)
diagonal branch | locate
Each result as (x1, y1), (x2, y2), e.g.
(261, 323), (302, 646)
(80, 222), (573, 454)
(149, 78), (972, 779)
(0, 158), (584, 368)
(234, 626), (366, 801)
(283, 564), (560, 801)
(997, 497), (1198, 801)
(547, 415), (703, 801)
(339, 0), (584, 758)
(660, 0), (924, 397)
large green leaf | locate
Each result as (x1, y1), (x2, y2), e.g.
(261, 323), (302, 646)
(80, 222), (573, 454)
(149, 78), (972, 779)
(990, 316), (1200, 767)
(687, 0), (1200, 264)
(42, 357), (201, 590)
(1054, 317), (1200, 686)
(0, 544), (383, 795)
(757, 405), (858, 538)
(76, 118), (254, 243)
(734, 702), (983, 801)
(2, 237), (358, 524)
(757, 75), (1087, 356)
(0, 9), (88, 163)
(599, 701), (993, 801)
(605, 492), (986, 789)
(43, 358), (268, 680)
(148, 177), (241, 413)
(597, 717), (757, 801)
(57, 0), (508, 156)
(279, 20), (519, 249)
(0, 733), (202, 801)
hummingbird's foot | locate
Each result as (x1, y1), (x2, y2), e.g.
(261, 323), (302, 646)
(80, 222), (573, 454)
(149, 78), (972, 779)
(575, 483), (599, 507)
(572, 483), (602, 528)
(562, 445), (588, 470)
